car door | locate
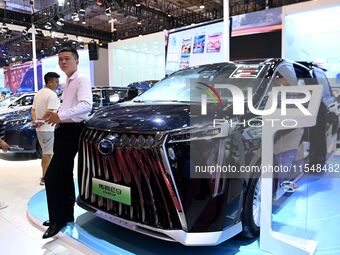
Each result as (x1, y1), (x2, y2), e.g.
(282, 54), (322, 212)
(313, 68), (338, 156)
(268, 63), (306, 199)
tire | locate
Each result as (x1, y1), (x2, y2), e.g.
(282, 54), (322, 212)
(309, 103), (327, 167)
(35, 142), (42, 159)
(241, 177), (261, 238)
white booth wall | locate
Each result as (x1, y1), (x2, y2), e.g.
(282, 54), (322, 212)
(93, 47), (109, 87)
(283, 0), (340, 82)
(109, 31), (165, 87)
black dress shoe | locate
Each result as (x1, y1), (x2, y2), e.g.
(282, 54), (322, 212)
(42, 223), (66, 239)
(43, 220), (50, 227)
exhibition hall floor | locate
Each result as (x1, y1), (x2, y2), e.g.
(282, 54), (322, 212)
(0, 153), (92, 255)
(1, 152), (340, 254)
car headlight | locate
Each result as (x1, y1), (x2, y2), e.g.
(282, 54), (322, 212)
(168, 125), (228, 143)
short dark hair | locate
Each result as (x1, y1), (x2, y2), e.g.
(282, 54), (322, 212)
(58, 47), (79, 60)
(1, 91), (6, 95)
(44, 72), (60, 85)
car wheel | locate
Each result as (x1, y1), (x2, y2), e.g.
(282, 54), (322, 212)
(309, 103), (327, 167)
(35, 142), (42, 159)
(241, 177), (260, 238)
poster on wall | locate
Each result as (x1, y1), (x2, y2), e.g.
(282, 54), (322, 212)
(4, 61), (43, 93)
(166, 21), (225, 75)
(207, 33), (222, 53)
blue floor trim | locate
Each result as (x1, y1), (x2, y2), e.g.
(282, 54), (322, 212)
(28, 159), (340, 254)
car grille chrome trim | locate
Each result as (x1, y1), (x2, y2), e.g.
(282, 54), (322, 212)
(160, 134), (188, 231)
(0, 119), (5, 139)
(78, 127), (182, 230)
(78, 200), (242, 246)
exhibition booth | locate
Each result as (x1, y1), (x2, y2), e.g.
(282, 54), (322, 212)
(1, 0), (340, 254)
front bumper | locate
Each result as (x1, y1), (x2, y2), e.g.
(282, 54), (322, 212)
(77, 197), (242, 246)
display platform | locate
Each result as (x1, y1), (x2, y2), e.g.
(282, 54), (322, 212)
(27, 155), (340, 255)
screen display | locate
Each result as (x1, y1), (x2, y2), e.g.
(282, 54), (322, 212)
(166, 21), (225, 75)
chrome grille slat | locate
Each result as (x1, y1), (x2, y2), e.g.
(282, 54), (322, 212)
(0, 120), (5, 139)
(78, 128), (182, 230)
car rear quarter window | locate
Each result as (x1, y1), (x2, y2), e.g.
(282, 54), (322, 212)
(314, 69), (332, 97)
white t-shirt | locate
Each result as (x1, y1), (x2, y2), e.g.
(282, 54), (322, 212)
(32, 87), (59, 131)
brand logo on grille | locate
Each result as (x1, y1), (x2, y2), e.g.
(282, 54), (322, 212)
(98, 135), (117, 156)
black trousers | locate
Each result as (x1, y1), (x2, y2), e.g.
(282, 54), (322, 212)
(44, 123), (84, 225)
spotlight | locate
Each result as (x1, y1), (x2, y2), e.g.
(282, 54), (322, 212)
(44, 22), (52, 30)
(22, 28), (28, 35)
(137, 21), (142, 25)
(136, 3), (141, 7)
(1, 23), (8, 33)
(79, 8), (86, 16)
(199, 5), (205, 9)
(105, 7), (111, 16)
(35, 28), (44, 36)
(56, 18), (64, 26)
(71, 12), (79, 22)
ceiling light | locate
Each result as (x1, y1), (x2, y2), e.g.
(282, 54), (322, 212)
(58, 0), (65, 6)
(136, 3), (141, 7)
(168, 14), (171, 17)
(82, 20), (86, 24)
(11, 57), (16, 61)
(199, 5), (205, 9)
(137, 21), (142, 25)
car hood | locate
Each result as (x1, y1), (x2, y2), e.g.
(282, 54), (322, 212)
(0, 108), (32, 122)
(86, 102), (224, 132)
(0, 106), (31, 115)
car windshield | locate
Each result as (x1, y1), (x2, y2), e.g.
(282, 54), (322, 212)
(0, 94), (20, 108)
(136, 62), (269, 102)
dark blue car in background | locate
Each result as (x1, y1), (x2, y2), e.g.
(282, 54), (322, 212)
(0, 83), (155, 157)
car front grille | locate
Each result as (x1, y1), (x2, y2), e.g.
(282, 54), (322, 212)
(78, 128), (182, 230)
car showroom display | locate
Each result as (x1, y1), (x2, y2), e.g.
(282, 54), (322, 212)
(76, 58), (338, 246)
(0, 86), (145, 156)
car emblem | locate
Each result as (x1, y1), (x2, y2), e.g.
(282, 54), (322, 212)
(98, 135), (117, 156)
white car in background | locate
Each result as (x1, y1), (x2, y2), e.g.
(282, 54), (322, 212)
(0, 93), (36, 114)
